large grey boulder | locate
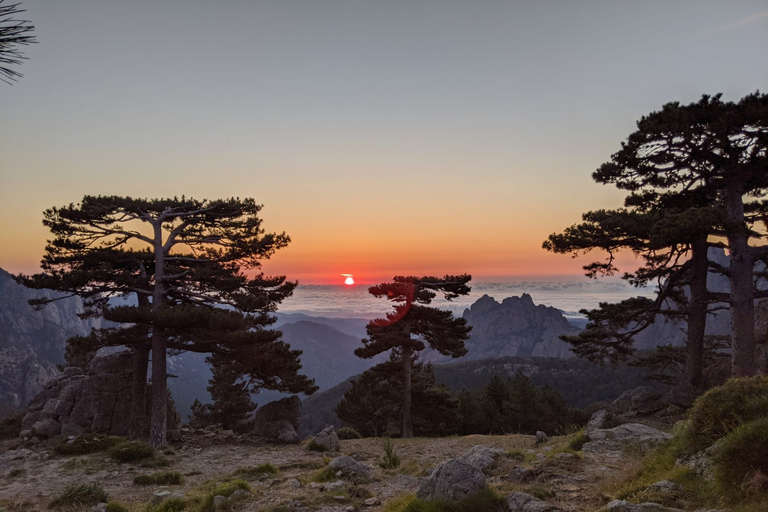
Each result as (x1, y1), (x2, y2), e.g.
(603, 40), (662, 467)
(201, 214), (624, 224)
(460, 445), (506, 473)
(416, 458), (486, 502)
(583, 423), (672, 454)
(252, 395), (301, 444)
(312, 425), (340, 452)
(20, 352), (179, 439)
(506, 492), (563, 511)
(327, 455), (376, 483)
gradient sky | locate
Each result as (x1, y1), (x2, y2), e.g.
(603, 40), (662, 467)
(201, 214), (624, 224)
(2, 1), (767, 284)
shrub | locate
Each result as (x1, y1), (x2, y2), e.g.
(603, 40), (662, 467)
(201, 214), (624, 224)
(109, 440), (155, 463)
(54, 434), (125, 456)
(567, 430), (590, 451)
(0, 413), (23, 441)
(714, 418), (768, 503)
(147, 498), (187, 512)
(105, 503), (129, 512)
(133, 471), (184, 486)
(380, 438), (401, 469)
(684, 376), (768, 453)
(234, 463), (278, 478)
(49, 483), (108, 508)
(337, 427), (362, 439)
(305, 439), (327, 452)
(197, 480), (251, 512)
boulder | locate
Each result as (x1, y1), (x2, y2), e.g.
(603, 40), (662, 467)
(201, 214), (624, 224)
(506, 491), (563, 511)
(610, 386), (664, 418)
(312, 426), (340, 452)
(535, 431), (548, 444)
(416, 458), (486, 502)
(252, 396), (301, 444)
(585, 410), (609, 434)
(583, 423), (672, 454)
(327, 455), (376, 483)
(19, 352), (179, 439)
(460, 445), (506, 473)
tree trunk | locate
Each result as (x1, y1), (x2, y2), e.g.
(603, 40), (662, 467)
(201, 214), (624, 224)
(129, 344), (150, 439)
(401, 346), (413, 439)
(725, 185), (756, 377)
(149, 335), (168, 448)
(686, 237), (709, 387)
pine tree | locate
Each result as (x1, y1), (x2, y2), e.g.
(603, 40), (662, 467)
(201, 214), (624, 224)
(190, 354), (257, 432)
(23, 196), (317, 447)
(354, 275), (471, 438)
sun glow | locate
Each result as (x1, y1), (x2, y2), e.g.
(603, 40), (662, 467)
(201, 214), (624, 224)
(342, 273), (355, 286)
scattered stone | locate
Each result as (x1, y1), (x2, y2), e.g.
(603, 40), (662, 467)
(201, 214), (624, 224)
(416, 458), (486, 502)
(554, 452), (579, 460)
(152, 490), (172, 504)
(648, 480), (682, 493)
(603, 500), (684, 512)
(213, 495), (227, 508)
(252, 396), (302, 444)
(31, 418), (60, 439)
(502, 466), (537, 483)
(313, 426), (340, 452)
(535, 431), (548, 444)
(364, 497), (381, 506)
(328, 455), (376, 483)
(229, 489), (251, 501)
(310, 482), (324, 489)
(288, 478), (301, 489)
(333, 495), (346, 501)
(460, 445), (505, 473)
(324, 480), (345, 492)
(90, 504), (107, 512)
(582, 423), (672, 453)
(506, 491), (563, 511)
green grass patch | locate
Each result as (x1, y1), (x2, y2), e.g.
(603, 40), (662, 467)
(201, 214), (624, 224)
(141, 457), (173, 468)
(311, 466), (338, 483)
(234, 463), (278, 479)
(133, 471), (184, 486)
(305, 439), (328, 452)
(54, 433), (125, 456)
(147, 498), (187, 512)
(105, 503), (129, 512)
(195, 479), (251, 512)
(567, 430), (590, 451)
(381, 488), (505, 512)
(714, 418), (768, 504)
(48, 483), (108, 508)
(507, 449), (527, 462)
(109, 440), (155, 463)
(380, 438), (401, 469)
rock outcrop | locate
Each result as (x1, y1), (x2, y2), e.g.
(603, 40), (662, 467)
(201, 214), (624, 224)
(506, 491), (563, 511)
(251, 395), (301, 444)
(20, 352), (179, 440)
(327, 454), (376, 483)
(461, 294), (581, 359)
(416, 458), (486, 502)
(0, 268), (101, 416)
(459, 444), (505, 473)
(582, 423), (672, 454)
(311, 425), (340, 451)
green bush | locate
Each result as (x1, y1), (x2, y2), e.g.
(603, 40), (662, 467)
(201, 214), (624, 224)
(147, 498), (187, 512)
(305, 439), (328, 452)
(54, 433), (125, 456)
(567, 430), (590, 451)
(49, 483), (108, 508)
(0, 413), (23, 441)
(685, 376), (768, 453)
(197, 480), (251, 512)
(105, 503), (129, 512)
(337, 427), (362, 439)
(110, 440), (155, 463)
(715, 418), (768, 502)
(133, 471), (184, 486)
(380, 438), (401, 469)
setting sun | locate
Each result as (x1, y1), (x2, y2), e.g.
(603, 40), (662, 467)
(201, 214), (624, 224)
(342, 274), (355, 286)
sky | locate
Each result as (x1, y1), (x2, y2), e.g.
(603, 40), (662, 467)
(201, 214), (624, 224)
(2, 1), (767, 284)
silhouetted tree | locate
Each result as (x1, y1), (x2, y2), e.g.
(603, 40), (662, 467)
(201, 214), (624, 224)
(354, 275), (471, 438)
(189, 354), (256, 432)
(23, 196), (316, 447)
(0, 1), (36, 84)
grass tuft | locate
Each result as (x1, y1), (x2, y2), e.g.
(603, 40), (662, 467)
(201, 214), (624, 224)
(305, 439), (328, 452)
(567, 430), (590, 451)
(380, 438), (401, 470)
(48, 483), (108, 508)
(234, 463), (278, 479)
(109, 440), (155, 463)
(133, 471), (184, 486)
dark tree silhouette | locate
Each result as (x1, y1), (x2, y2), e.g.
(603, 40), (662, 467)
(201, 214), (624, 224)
(0, 1), (36, 84)
(354, 275), (471, 438)
(23, 196), (316, 447)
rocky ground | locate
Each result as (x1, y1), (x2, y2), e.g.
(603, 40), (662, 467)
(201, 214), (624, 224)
(0, 428), (651, 512)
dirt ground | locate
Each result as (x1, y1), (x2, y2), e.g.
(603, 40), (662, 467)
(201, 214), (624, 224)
(0, 432), (642, 511)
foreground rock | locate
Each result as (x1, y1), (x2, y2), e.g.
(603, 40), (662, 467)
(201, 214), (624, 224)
(252, 395), (301, 444)
(327, 455), (376, 483)
(312, 425), (340, 452)
(601, 501), (689, 512)
(506, 491), (563, 511)
(417, 458), (486, 502)
(583, 423), (672, 454)
(20, 352), (179, 440)
(460, 444), (505, 473)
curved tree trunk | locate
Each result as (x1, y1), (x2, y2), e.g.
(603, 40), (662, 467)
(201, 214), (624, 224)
(401, 346), (413, 439)
(686, 237), (709, 387)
